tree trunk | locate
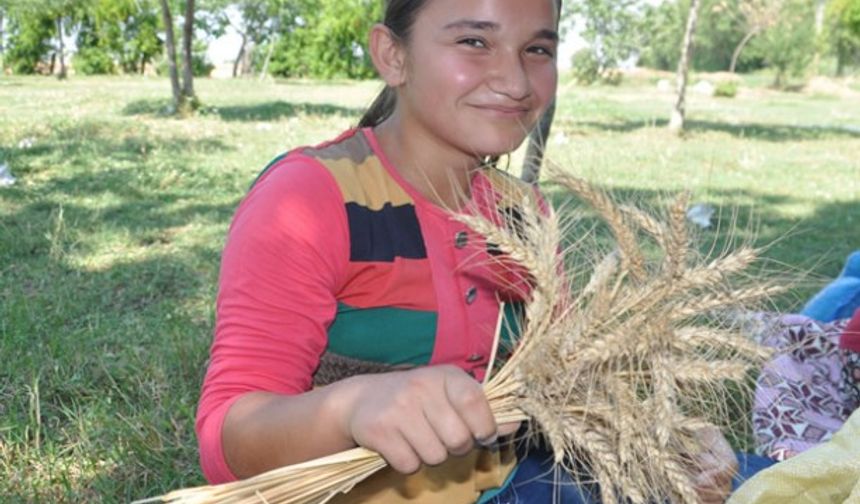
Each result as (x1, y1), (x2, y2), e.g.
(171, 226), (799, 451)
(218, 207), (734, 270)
(181, 0), (196, 102)
(158, 0), (183, 112)
(259, 38), (275, 81)
(233, 32), (248, 78)
(56, 17), (67, 79)
(813, 0), (826, 73)
(669, 0), (701, 133)
(521, 99), (556, 185)
(836, 45), (846, 77)
(0, 10), (6, 56)
(729, 29), (759, 73)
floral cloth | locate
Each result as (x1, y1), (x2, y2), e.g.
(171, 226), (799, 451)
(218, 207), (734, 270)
(750, 313), (859, 461)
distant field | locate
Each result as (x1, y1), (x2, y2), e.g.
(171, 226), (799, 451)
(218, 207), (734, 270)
(1, 74), (858, 500)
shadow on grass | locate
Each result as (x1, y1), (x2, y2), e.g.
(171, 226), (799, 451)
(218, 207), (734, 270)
(122, 98), (363, 122)
(566, 118), (860, 142)
(0, 118), (240, 268)
(0, 120), (232, 499)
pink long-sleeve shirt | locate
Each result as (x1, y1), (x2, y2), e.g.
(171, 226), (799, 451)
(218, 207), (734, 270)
(197, 128), (536, 483)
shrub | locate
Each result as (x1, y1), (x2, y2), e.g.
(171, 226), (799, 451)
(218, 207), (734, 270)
(571, 48), (600, 85)
(601, 68), (624, 86)
(714, 81), (739, 98)
(73, 47), (116, 75)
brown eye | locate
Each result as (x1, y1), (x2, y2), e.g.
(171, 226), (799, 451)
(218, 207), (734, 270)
(458, 37), (488, 49)
(527, 46), (554, 58)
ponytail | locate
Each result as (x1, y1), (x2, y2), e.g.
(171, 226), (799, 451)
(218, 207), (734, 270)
(358, 85), (398, 128)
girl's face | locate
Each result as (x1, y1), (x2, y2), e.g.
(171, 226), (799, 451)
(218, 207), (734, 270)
(396, 0), (559, 159)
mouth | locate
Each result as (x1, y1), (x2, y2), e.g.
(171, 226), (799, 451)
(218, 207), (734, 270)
(470, 104), (531, 119)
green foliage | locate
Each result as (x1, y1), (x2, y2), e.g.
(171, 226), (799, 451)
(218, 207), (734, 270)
(694, 0), (748, 71)
(571, 48), (601, 84)
(638, 0), (684, 71)
(268, 0), (382, 79)
(569, 0), (644, 70)
(714, 80), (738, 97)
(156, 47), (214, 78)
(73, 46), (114, 74)
(638, 0), (767, 73)
(120, 7), (162, 74)
(826, 0), (860, 74)
(2, 0), (163, 75)
(4, 12), (54, 74)
(752, 0), (815, 86)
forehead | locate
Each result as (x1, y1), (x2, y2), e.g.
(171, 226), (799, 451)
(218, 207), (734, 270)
(415, 0), (559, 31)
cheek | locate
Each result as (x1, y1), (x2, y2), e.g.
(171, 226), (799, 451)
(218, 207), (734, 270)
(421, 51), (485, 95)
(531, 66), (558, 103)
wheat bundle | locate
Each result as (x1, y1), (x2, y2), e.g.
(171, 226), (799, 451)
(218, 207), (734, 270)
(140, 169), (779, 504)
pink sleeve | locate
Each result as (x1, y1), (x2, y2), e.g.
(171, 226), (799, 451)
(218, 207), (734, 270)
(196, 154), (349, 484)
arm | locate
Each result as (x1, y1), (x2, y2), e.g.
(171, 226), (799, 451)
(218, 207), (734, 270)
(222, 365), (500, 478)
(198, 157), (504, 482)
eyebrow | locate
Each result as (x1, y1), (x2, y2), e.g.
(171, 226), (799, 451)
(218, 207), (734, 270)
(443, 19), (559, 42)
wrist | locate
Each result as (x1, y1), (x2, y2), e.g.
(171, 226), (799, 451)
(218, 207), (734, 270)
(322, 374), (375, 445)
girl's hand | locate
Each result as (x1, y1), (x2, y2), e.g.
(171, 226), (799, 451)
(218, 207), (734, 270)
(690, 425), (739, 504)
(336, 365), (502, 474)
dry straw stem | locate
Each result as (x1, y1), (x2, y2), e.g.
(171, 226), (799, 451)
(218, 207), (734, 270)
(142, 169), (779, 503)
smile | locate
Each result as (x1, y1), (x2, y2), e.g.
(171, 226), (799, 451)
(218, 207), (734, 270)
(471, 104), (531, 118)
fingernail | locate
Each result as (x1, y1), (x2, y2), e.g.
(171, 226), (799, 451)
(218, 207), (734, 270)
(477, 435), (498, 447)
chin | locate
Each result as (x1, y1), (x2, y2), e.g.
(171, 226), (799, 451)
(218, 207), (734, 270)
(469, 130), (531, 158)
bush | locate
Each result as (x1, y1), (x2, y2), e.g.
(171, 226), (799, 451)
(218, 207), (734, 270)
(155, 53), (214, 78)
(714, 81), (739, 98)
(601, 68), (624, 86)
(571, 49), (600, 85)
(73, 47), (116, 75)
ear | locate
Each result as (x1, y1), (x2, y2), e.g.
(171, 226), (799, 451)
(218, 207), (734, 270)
(369, 23), (407, 87)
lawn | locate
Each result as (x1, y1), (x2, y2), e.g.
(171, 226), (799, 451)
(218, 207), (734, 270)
(1, 74), (858, 501)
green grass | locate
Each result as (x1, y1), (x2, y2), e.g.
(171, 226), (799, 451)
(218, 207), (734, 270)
(1, 74), (859, 501)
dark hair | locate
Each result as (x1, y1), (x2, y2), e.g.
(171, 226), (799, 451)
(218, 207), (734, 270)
(358, 0), (563, 128)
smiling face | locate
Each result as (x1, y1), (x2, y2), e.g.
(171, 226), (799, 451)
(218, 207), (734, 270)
(390, 0), (559, 159)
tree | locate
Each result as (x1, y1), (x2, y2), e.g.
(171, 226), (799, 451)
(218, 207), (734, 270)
(4, 7), (55, 74)
(725, 0), (782, 72)
(158, 0), (197, 114)
(268, 0), (382, 79)
(827, 0), (860, 75)
(669, 0), (702, 133)
(0, 4), (6, 61)
(569, 0), (645, 72)
(223, 0), (280, 77)
(121, 3), (162, 74)
(181, 0), (195, 99)
(752, 0), (815, 86)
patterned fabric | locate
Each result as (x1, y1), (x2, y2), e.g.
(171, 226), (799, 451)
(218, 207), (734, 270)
(750, 313), (856, 461)
(843, 350), (860, 409)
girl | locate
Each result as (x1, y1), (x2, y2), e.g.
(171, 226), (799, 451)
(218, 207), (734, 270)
(196, 0), (737, 501)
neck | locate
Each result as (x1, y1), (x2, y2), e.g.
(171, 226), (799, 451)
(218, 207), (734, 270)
(373, 111), (483, 210)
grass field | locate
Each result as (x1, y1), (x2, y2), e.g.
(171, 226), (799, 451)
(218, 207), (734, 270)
(1, 74), (859, 501)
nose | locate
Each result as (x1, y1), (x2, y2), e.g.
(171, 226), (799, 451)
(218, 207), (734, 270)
(487, 49), (531, 101)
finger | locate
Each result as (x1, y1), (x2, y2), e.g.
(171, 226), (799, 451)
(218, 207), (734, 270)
(398, 413), (451, 467)
(694, 468), (732, 503)
(421, 397), (475, 456)
(498, 421), (521, 438)
(442, 371), (496, 442)
(376, 429), (423, 474)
